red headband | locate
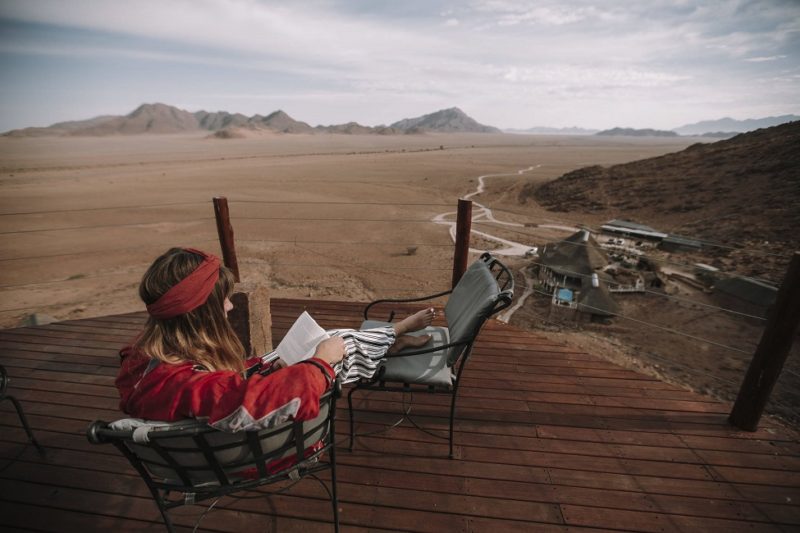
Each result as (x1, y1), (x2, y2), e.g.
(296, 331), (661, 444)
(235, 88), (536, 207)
(146, 249), (222, 319)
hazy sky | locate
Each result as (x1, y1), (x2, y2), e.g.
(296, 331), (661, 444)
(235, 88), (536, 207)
(1, 0), (798, 132)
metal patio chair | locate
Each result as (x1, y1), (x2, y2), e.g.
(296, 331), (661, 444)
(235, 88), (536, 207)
(348, 252), (514, 459)
(87, 381), (341, 532)
(1, 364), (45, 455)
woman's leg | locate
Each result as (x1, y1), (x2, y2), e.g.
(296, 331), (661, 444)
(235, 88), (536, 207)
(387, 307), (434, 353)
(393, 308), (435, 336)
(327, 327), (397, 383)
(327, 308), (436, 383)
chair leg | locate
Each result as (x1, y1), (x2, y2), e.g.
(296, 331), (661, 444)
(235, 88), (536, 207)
(448, 392), (458, 460)
(152, 492), (176, 533)
(159, 508), (176, 533)
(347, 387), (358, 452)
(5, 396), (45, 456)
(330, 442), (340, 533)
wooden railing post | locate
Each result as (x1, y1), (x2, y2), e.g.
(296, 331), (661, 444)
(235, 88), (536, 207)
(213, 196), (240, 282)
(729, 251), (800, 430)
(452, 199), (472, 288)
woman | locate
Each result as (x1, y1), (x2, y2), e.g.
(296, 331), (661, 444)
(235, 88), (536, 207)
(116, 247), (433, 432)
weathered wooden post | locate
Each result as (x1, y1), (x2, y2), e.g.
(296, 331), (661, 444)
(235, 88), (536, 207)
(452, 199), (473, 288)
(729, 251), (800, 430)
(212, 196), (272, 356)
(213, 196), (240, 282)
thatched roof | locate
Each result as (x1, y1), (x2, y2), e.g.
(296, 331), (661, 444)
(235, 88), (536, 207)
(577, 281), (619, 317)
(540, 230), (608, 278)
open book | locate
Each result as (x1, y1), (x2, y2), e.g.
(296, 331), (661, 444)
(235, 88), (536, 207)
(263, 311), (330, 366)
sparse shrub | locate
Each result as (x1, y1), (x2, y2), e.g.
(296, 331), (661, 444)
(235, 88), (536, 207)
(406, 246), (418, 256)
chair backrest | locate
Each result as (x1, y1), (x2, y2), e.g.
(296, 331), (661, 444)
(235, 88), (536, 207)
(88, 387), (336, 492)
(444, 253), (514, 366)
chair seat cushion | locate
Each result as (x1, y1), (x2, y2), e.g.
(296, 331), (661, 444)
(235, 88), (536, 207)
(361, 320), (453, 387)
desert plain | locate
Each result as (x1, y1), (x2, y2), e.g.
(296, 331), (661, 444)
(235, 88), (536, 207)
(1, 131), (797, 425)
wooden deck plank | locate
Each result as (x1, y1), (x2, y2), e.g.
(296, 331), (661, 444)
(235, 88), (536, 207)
(6, 416), (796, 492)
(1, 297), (798, 532)
(559, 504), (786, 532)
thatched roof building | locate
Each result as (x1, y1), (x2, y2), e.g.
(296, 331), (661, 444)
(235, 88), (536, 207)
(538, 231), (620, 321)
(539, 229), (608, 281)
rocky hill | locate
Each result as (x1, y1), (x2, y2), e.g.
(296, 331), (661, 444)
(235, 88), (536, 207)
(595, 127), (678, 137)
(247, 110), (313, 134)
(519, 121), (800, 281)
(315, 121), (373, 135)
(196, 111), (250, 130)
(79, 103), (202, 134)
(2, 115), (119, 137)
(390, 107), (501, 133)
(3, 103), (501, 137)
(314, 122), (403, 135)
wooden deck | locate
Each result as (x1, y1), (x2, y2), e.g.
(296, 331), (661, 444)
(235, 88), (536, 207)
(1, 297), (799, 532)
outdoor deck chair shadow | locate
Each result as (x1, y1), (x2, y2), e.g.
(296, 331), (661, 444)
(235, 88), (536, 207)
(348, 252), (514, 459)
(87, 380), (341, 532)
(1, 364), (45, 456)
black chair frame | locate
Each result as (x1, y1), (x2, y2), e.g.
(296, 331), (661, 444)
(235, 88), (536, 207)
(88, 382), (341, 532)
(1, 364), (45, 456)
(348, 252), (514, 459)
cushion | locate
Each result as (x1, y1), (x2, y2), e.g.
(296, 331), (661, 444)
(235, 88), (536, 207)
(362, 320), (453, 387)
(444, 259), (501, 365)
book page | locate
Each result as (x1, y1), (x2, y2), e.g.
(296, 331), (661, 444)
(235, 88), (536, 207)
(269, 311), (330, 366)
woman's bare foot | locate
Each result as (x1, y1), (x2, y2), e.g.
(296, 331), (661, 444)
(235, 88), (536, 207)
(393, 307), (436, 336)
(388, 333), (433, 354)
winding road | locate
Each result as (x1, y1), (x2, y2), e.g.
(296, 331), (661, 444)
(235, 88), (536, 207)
(432, 165), (578, 322)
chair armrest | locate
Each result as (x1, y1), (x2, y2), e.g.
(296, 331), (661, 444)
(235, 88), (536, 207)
(86, 420), (109, 444)
(363, 289), (452, 321)
(87, 419), (213, 445)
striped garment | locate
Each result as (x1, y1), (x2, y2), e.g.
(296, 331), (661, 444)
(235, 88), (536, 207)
(325, 326), (396, 384)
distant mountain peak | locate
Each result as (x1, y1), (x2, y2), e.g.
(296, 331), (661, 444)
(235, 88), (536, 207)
(265, 109), (290, 119)
(505, 126), (599, 135)
(128, 102), (176, 116)
(390, 107), (500, 133)
(596, 127), (678, 137)
(253, 109), (312, 133)
(442, 106), (465, 114)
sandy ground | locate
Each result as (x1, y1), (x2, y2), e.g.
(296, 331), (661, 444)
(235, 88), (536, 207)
(1, 132), (796, 426)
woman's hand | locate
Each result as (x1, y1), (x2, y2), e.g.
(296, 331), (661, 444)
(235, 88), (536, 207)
(313, 337), (345, 366)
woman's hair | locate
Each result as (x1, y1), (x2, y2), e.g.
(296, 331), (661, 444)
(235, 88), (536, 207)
(135, 247), (245, 372)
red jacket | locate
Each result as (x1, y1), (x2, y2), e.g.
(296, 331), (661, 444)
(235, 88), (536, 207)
(116, 346), (335, 432)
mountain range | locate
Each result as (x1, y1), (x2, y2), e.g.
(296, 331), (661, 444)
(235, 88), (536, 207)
(5, 103), (797, 138)
(507, 115), (799, 137)
(672, 115), (800, 136)
(595, 127), (678, 137)
(505, 126), (599, 135)
(2, 104), (499, 137)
